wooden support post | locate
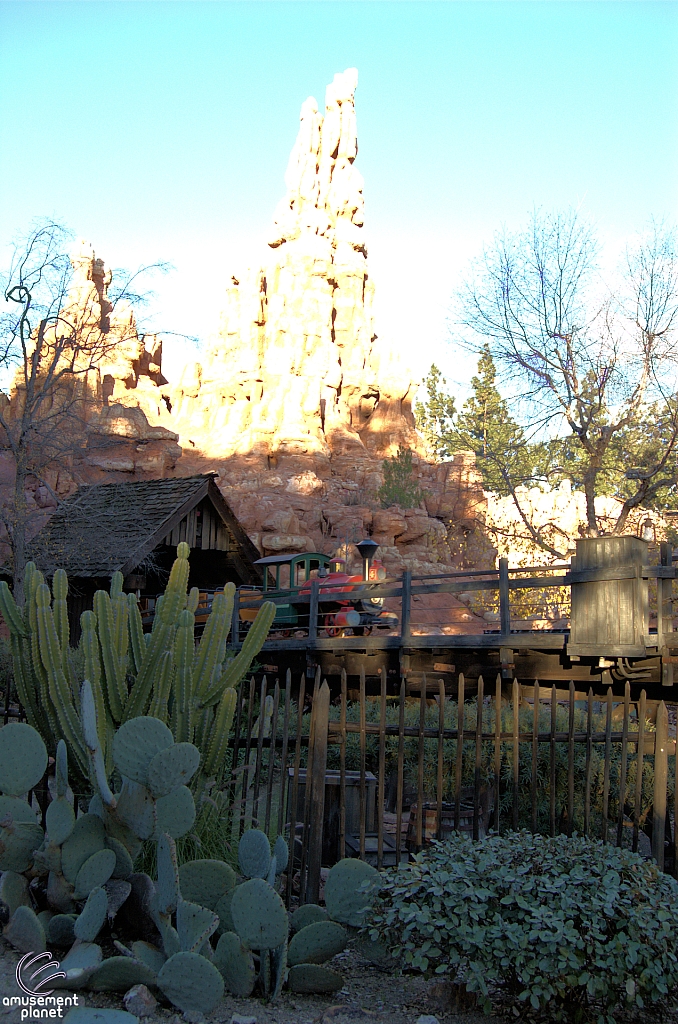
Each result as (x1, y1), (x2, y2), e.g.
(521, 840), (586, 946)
(499, 557), (510, 637)
(231, 588), (240, 647)
(660, 541), (674, 686)
(308, 579), (320, 642)
(652, 701), (668, 870)
(401, 571), (411, 640)
(306, 680), (330, 905)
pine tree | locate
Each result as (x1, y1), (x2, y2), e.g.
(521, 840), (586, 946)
(414, 365), (456, 460)
(377, 447), (425, 509)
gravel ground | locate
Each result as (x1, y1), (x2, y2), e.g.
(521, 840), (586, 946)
(0, 939), (505, 1024)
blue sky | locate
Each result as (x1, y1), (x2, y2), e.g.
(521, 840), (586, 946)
(1, 1), (676, 389)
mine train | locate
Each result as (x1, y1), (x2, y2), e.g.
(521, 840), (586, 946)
(151, 535), (678, 700)
(211, 542), (397, 637)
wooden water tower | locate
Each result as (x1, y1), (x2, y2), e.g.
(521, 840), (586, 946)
(568, 536), (649, 657)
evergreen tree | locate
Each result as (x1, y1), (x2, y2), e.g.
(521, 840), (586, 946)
(414, 364), (456, 460)
(414, 350), (545, 495)
(377, 447), (425, 509)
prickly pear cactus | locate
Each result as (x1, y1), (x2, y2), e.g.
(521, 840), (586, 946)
(288, 920), (348, 966)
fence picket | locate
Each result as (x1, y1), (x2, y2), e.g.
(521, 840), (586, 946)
(602, 687), (612, 842)
(512, 679), (519, 830)
(531, 681), (539, 832)
(395, 678), (406, 863)
(473, 675), (484, 840)
(377, 668), (387, 868)
(567, 681), (575, 837)
(494, 674), (501, 836)
(264, 679), (280, 835)
(549, 684), (557, 837)
(416, 674), (426, 850)
(616, 681), (631, 848)
(437, 678), (445, 841)
(455, 673), (465, 831)
(584, 688), (593, 837)
(632, 689), (646, 854)
(339, 668), (347, 861)
(359, 666), (367, 859)
(652, 701), (668, 870)
(285, 673), (306, 908)
(277, 670), (291, 838)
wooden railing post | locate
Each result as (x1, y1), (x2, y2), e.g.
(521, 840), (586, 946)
(499, 557), (510, 636)
(401, 571), (411, 639)
(652, 701), (669, 870)
(308, 579), (320, 642)
(306, 680), (330, 904)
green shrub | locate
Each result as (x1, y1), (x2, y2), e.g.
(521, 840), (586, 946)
(377, 447), (425, 509)
(365, 832), (678, 1022)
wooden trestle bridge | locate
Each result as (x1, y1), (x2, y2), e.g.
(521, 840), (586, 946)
(226, 536), (678, 701)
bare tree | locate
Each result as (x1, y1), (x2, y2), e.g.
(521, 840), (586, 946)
(0, 221), (166, 602)
(456, 211), (678, 554)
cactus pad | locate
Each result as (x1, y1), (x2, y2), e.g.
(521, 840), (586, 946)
(112, 717), (173, 786)
(273, 834), (289, 875)
(230, 877), (288, 950)
(47, 914), (77, 947)
(154, 785), (195, 839)
(214, 931), (256, 997)
(155, 833), (180, 915)
(178, 859), (236, 911)
(74, 886), (108, 942)
(0, 821), (44, 872)
(0, 722), (47, 796)
(288, 920), (347, 966)
(176, 899), (219, 952)
(46, 796), (76, 845)
(130, 940), (166, 974)
(61, 813), (106, 884)
(88, 956), (158, 992)
(47, 870), (76, 915)
(288, 963), (344, 993)
(0, 794), (38, 825)
(55, 739), (69, 798)
(290, 903), (328, 933)
(158, 951), (224, 1013)
(105, 837), (133, 879)
(115, 778), (155, 840)
(4, 904), (46, 953)
(0, 869), (29, 916)
(74, 848), (116, 899)
(147, 742), (200, 797)
(323, 857), (380, 927)
(238, 828), (271, 878)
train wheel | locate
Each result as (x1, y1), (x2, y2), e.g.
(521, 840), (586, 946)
(324, 615), (340, 638)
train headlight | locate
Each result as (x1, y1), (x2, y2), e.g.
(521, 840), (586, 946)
(370, 596), (384, 607)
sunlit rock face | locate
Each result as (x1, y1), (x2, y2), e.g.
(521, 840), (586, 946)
(168, 68), (418, 465)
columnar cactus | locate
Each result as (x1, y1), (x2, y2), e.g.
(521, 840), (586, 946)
(0, 543), (276, 792)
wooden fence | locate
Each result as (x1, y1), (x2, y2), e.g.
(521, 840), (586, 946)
(213, 667), (678, 906)
(3, 667), (676, 907)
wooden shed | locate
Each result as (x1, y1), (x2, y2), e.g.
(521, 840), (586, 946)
(29, 473), (262, 639)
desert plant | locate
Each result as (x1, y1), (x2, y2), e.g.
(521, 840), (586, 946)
(365, 831), (678, 1022)
(0, 544), (276, 796)
(377, 447), (425, 509)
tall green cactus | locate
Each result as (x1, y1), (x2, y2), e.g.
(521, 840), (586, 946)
(0, 545), (275, 792)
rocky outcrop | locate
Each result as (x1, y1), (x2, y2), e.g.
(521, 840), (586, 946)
(1, 69), (494, 631)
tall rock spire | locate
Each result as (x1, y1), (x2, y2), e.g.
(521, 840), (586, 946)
(172, 68), (417, 463)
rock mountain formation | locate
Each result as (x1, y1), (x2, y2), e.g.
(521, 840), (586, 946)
(4, 69), (491, 630)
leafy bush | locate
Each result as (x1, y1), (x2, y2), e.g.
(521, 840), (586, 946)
(365, 832), (678, 1022)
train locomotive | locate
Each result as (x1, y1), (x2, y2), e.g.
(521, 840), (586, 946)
(238, 541), (398, 637)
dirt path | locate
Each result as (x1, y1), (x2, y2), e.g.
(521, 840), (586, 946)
(0, 940), (503, 1024)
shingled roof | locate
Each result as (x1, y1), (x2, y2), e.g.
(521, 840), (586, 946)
(29, 473), (262, 581)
